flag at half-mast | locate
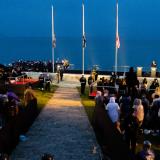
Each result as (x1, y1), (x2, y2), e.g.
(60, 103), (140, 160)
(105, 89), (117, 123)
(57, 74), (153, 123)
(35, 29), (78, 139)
(52, 6), (56, 48)
(52, 34), (56, 48)
(82, 3), (86, 48)
(116, 1), (120, 49)
(82, 34), (86, 48)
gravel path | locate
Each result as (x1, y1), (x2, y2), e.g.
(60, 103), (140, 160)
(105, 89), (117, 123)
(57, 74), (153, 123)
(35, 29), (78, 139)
(11, 80), (101, 160)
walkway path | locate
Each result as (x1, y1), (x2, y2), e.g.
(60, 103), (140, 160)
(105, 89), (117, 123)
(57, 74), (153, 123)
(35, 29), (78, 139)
(11, 77), (101, 160)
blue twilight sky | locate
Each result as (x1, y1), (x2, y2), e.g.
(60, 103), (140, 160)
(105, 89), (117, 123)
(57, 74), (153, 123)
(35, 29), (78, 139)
(0, 0), (160, 39)
(0, 0), (160, 70)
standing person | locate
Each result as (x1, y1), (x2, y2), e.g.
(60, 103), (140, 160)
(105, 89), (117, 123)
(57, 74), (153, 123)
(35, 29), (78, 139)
(45, 75), (51, 91)
(119, 92), (131, 120)
(105, 96), (121, 132)
(39, 74), (45, 91)
(59, 67), (64, 81)
(126, 67), (138, 97)
(124, 98), (144, 155)
(150, 94), (160, 136)
(80, 74), (86, 95)
(57, 72), (60, 83)
(95, 71), (98, 81)
(56, 65), (60, 83)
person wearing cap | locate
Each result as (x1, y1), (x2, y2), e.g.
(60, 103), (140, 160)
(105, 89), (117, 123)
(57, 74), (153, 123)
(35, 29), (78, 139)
(136, 140), (155, 160)
(79, 74), (86, 95)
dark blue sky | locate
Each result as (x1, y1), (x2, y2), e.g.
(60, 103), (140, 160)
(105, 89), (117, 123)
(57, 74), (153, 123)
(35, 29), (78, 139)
(1, 0), (160, 70)
(0, 0), (160, 39)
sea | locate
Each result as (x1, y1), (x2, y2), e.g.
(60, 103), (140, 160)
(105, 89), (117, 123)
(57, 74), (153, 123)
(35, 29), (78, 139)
(0, 37), (160, 72)
(1, 0), (160, 72)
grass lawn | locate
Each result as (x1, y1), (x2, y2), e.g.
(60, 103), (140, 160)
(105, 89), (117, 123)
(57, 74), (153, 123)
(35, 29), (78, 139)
(77, 86), (95, 123)
(34, 84), (58, 112)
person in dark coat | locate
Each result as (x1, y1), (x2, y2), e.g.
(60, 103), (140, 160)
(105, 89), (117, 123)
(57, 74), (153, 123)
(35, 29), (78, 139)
(80, 74), (86, 94)
(59, 67), (64, 81)
(39, 74), (45, 90)
(126, 67), (138, 97)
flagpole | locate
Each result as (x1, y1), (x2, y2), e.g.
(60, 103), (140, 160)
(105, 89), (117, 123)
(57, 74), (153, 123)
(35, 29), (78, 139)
(52, 5), (55, 73)
(82, 3), (85, 75)
(115, 0), (118, 76)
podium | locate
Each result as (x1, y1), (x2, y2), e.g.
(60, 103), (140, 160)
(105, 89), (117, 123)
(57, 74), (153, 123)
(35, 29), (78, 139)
(137, 67), (143, 77)
(151, 67), (157, 77)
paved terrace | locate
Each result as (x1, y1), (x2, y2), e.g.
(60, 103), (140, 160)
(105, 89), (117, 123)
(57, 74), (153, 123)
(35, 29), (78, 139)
(11, 75), (101, 160)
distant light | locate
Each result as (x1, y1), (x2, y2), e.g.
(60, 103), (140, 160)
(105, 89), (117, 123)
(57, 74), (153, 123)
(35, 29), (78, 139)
(137, 67), (143, 77)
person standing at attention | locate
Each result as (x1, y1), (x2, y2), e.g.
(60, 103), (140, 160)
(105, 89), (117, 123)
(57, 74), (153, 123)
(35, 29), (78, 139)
(80, 74), (86, 95)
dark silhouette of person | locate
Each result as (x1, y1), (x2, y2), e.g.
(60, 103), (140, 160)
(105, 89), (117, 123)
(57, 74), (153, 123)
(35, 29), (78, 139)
(39, 74), (45, 90)
(59, 68), (64, 81)
(80, 74), (86, 94)
(126, 67), (138, 97)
